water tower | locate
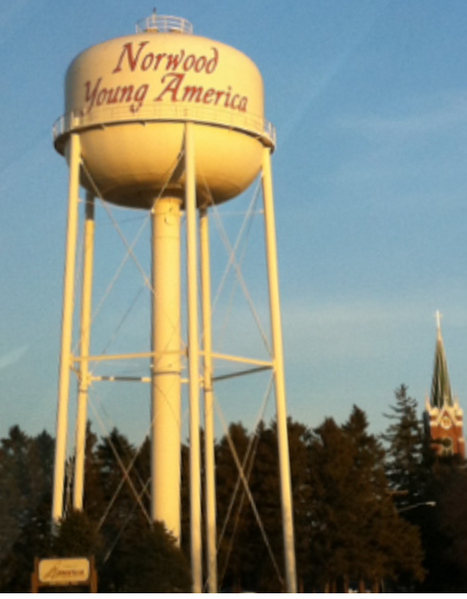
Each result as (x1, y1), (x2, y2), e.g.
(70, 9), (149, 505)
(52, 14), (296, 592)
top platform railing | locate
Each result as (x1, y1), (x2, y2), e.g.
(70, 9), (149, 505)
(135, 15), (193, 35)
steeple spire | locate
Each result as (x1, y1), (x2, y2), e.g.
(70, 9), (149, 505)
(436, 309), (442, 338)
(430, 311), (453, 409)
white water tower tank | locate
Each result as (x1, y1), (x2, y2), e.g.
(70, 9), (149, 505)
(54, 14), (275, 208)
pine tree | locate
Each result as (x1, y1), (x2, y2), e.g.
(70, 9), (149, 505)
(308, 416), (357, 590)
(0, 428), (54, 574)
(0, 495), (52, 592)
(254, 418), (312, 592)
(308, 406), (424, 591)
(94, 428), (144, 533)
(0, 428), (55, 592)
(215, 422), (255, 591)
(416, 459), (467, 592)
(53, 509), (102, 557)
(0, 426), (31, 549)
(383, 385), (431, 509)
(108, 520), (191, 592)
(214, 418), (311, 592)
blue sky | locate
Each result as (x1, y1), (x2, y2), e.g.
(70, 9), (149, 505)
(2, 0), (467, 448)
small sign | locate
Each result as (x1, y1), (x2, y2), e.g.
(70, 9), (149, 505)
(38, 558), (90, 585)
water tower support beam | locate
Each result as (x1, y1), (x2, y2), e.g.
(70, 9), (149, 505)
(73, 191), (95, 511)
(52, 131), (81, 525)
(200, 207), (218, 593)
(185, 122), (203, 593)
(261, 147), (297, 593)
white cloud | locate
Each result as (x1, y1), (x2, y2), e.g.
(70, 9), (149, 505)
(282, 298), (434, 362)
(336, 91), (467, 139)
(0, 345), (29, 370)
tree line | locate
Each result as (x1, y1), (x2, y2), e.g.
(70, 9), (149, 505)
(1, 384), (467, 592)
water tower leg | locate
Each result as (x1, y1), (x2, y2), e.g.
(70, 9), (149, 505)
(200, 207), (218, 593)
(261, 147), (297, 593)
(150, 196), (182, 541)
(185, 122), (203, 593)
(52, 133), (81, 526)
(73, 191), (95, 511)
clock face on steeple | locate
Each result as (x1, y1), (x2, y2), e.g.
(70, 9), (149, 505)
(440, 437), (453, 456)
(441, 414), (452, 430)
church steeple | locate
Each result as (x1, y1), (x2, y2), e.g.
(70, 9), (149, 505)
(425, 311), (465, 459)
(430, 311), (453, 409)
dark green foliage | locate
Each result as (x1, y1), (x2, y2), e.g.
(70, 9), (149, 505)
(214, 422), (254, 591)
(0, 424), (189, 592)
(53, 509), (102, 558)
(0, 495), (52, 592)
(108, 520), (191, 592)
(417, 459), (467, 592)
(382, 384), (467, 592)
(197, 419), (312, 592)
(90, 428), (191, 592)
(81, 422), (105, 521)
(243, 421), (284, 592)
(0, 426), (55, 591)
(383, 385), (432, 509)
(7, 396), (463, 593)
(308, 406), (424, 591)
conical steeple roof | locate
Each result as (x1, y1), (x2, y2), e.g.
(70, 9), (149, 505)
(430, 311), (453, 409)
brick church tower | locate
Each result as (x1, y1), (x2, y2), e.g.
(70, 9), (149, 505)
(424, 312), (465, 458)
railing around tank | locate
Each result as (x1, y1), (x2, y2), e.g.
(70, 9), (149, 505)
(135, 15), (193, 35)
(52, 104), (276, 149)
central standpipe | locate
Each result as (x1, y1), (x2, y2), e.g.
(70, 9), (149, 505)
(150, 197), (182, 540)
